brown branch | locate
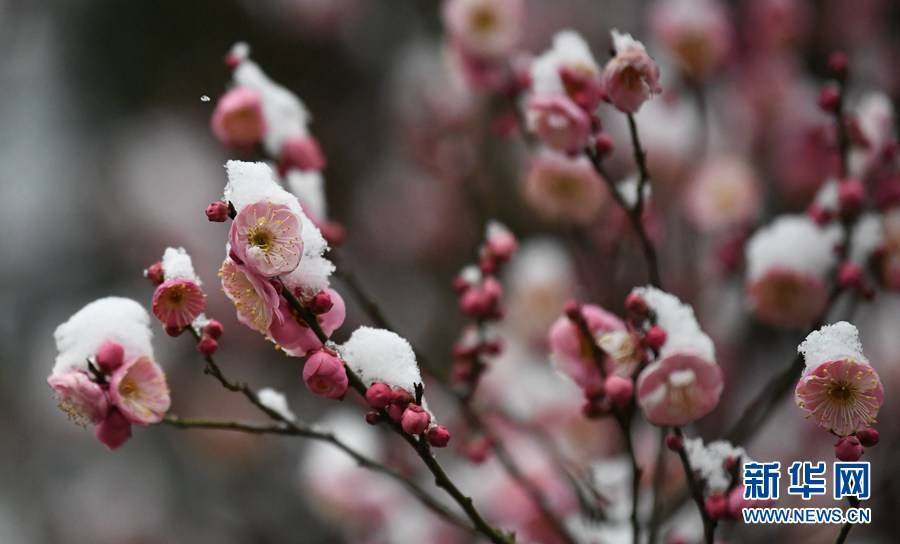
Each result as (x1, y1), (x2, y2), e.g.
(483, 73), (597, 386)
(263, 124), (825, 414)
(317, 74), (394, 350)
(672, 427), (716, 544)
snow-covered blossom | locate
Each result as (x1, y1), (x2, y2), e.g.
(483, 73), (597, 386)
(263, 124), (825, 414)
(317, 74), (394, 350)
(152, 279), (206, 330)
(210, 86), (266, 148)
(795, 322), (884, 436)
(525, 94), (591, 153)
(523, 149), (608, 224)
(530, 30), (603, 109)
(634, 287), (722, 426)
(745, 215), (838, 329)
(442, 0), (523, 59)
(683, 438), (748, 492)
(229, 200), (304, 277)
(651, 0), (730, 80)
(108, 356), (170, 425)
(228, 43), (312, 158)
(258, 387), (297, 422)
(601, 30), (662, 113)
(339, 327), (422, 394)
(684, 157), (761, 231)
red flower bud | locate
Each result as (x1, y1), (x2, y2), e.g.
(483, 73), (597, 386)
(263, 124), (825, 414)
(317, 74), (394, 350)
(206, 201), (230, 222)
(834, 435), (864, 461)
(426, 425), (451, 448)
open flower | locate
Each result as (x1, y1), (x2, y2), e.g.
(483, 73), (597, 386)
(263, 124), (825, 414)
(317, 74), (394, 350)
(795, 322), (884, 436)
(526, 94), (591, 153)
(229, 200), (303, 277)
(637, 354), (723, 426)
(442, 0), (523, 60)
(151, 279), (206, 330)
(108, 356), (170, 425)
(601, 30), (661, 113)
(211, 86), (267, 148)
(651, 0), (730, 81)
(220, 257), (281, 334)
(47, 371), (108, 426)
(531, 30), (603, 110)
(523, 149), (608, 224)
(548, 304), (626, 392)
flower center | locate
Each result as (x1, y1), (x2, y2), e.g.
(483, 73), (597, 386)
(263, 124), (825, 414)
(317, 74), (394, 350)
(470, 6), (497, 33)
(119, 378), (139, 400)
(827, 381), (856, 405)
(166, 285), (185, 305)
(248, 226), (273, 252)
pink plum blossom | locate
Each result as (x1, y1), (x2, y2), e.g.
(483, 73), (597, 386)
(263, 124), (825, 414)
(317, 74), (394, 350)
(151, 278), (206, 330)
(548, 304), (628, 392)
(530, 30), (603, 111)
(47, 371), (109, 426)
(795, 358), (884, 437)
(303, 349), (349, 399)
(601, 30), (662, 113)
(525, 94), (591, 153)
(220, 257), (282, 334)
(636, 353), (724, 426)
(523, 149), (608, 224)
(651, 0), (730, 80)
(229, 200), (303, 277)
(95, 408), (133, 451)
(278, 135), (326, 175)
(211, 87), (267, 148)
(108, 356), (171, 425)
(442, 0), (523, 60)
(684, 157), (762, 232)
(747, 267), (829, 329)
(268, 288), (346, 357)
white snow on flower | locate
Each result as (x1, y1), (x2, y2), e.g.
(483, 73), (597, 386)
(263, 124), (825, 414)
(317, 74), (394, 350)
(459, 264), (482, 286)
(616, 175), (652, 208)
(590, 456), (633, 522)
(799, 321), (868, 372)
(339, 327), (422, 392)
(485, 219), (512, 241)
(683, 437), (749, 492)
(812, 178), (839, 214)
(633, 286), (715, 363)
(224, 160), (334, 294)
(257, 387), (296, 423)
(530, 30), (599, 97)
(849, 213), (884, 265)
(231, 46), (310, 156)
(229, 41), (250, 63)
(286, 170), (327, 220)
(849, 92), (895, 176)
(745, 215), (838, 281)
(161, 246), (201, 283)
(611, 29), (647, 55)
(53, 297), (154, 375)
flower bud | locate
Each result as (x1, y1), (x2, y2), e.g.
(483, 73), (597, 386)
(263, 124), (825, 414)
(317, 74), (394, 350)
(828, 51), (849, 80)
(198, 336), (218, 356)
(386, 403), (406, 422)
(705, 493), (729, 520)
(206, 201), (230, 222)
(364, 411), (381, 425)
(563, 300), (582, 321)
(309, 291), (334, 315)
(594, 133), (614, 157)
(365, 382), (393, 409)
(644, 325), (667, 350)
(95, 340), (125, 374)
(426, 425), (451, 447)
(855, 427), (879, 448)
(401, 404), (431, 435)
(818, 85), (840, 113)
(145, 261), (164, 285)
(838, 178), (865, 216)
(165, 325), (184, 337)
(624, 292), (648, 318)
(807, 203), (833, 226)
(95, 408), (132, 451)
(837, 262), (864, 289)
(278, 135), (326, 176)
(665, 433), (683, 451)
(203, 319), (224, 340)
(392, 387), (414, 407)
(834, 435), (864, 461)
(302, 350), (349, 399)
(604, 375), (634, 408)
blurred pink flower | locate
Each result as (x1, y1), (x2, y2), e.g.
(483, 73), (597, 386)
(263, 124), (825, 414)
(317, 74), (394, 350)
(795, 358), (884, 437)
(220, 257), (282, 334)
(278, 135), (326, 176)
(442, 0), (523, 59)
(95, 408), (133, 450)
(268, 288), (346, 357)
(601, 30), (661, 114)
(523, 149), (608, 224)
(525, 94), (591, 154)
(47, 371), (109, 426)
(636, 353), (723, 426)
(108, 356), (170, 425)
(651, 0), (730, 80)
(303, 349), (349, 399)
(230, 201), (303, 277)
(747, 267), (829, 329)
(684, 157), (762, 232)
(210, 87), (266, 148)
(548, 304), (626, 392)
(151, 278), (206, 330)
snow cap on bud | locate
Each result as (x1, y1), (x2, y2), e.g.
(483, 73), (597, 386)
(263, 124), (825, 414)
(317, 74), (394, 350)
(401, 404), (431, 435)
(145, 262), (164, 285)
(604, 374), (634, 408)
(203, 319), (224, 340)
(278, 135), (326, 176)
(206, 201), (230, 222)
(834, 435), (864, 461)
(198, 336), (218, 356)
(601, 30), (662, 113)
(838, 178), (865, 216)
(211, 87), (266, 148)
(856, 427), (879, 448)
(365, 382), (393, 409)
(95, 340), (125, 374)
(644, 325), (667, 350)
(484, 221), (518, 262)
(302, 349), (349, 399)
(427, 425), (451, 447)
(95, 408), (132, 450)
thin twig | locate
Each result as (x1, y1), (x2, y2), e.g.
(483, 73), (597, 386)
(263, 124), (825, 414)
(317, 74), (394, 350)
(834, 497), (861, 544)
(672, 427), (716, 544)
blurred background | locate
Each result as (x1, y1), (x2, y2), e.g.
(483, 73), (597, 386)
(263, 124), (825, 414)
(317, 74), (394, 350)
(2, 0), (900, 542)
